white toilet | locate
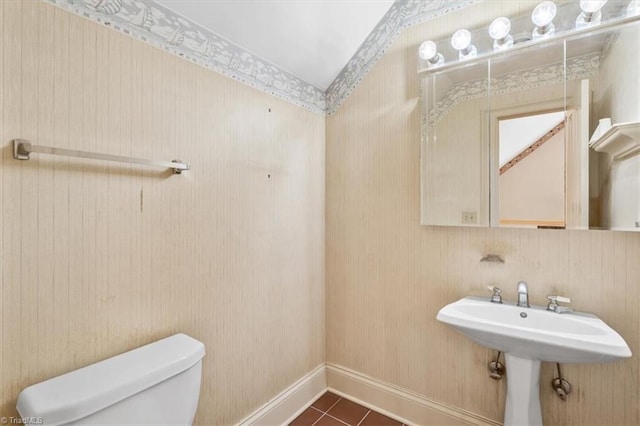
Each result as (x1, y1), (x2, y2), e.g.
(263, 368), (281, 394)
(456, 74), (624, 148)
(16, 333), (205, 425)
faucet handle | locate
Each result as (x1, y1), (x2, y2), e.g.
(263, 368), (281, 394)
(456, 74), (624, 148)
(547, 295), (573, 313)
(547, 295), (571, 304)
(488, 286), (503, 303)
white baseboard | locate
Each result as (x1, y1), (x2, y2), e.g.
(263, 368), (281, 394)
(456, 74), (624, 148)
(237, 364), (327, 426)
(326, 363), (500, 426)
(236, 363), (499, 426)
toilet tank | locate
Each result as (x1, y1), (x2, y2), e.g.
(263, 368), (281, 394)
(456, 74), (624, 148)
(17, 333), (205, 426)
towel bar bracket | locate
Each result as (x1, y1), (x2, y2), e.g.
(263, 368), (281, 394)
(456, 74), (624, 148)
(13, 139), (30, 160)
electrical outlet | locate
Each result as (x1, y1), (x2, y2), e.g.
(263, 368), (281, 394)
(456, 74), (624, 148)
(461, 211), (477, 224)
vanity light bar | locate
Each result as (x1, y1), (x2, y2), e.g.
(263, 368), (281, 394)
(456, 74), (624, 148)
(417, 6), (640, 77)
(417, 0), (638, 73)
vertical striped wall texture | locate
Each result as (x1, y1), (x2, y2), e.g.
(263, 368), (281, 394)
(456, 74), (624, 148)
(326, 1), (640, 425)
(47, 0), (482, 115)
(0, 1), (325, 424)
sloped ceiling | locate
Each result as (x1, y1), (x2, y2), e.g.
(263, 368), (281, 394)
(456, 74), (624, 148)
(156, 0), (395, 92)
(51, 0), (480, 114)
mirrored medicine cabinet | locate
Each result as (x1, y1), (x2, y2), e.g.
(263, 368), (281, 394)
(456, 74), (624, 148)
(419, 2), (640, 231)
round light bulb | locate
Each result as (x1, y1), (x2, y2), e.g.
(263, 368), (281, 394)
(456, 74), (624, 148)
(419, 41), (437, 61)
(576, 0), (607, 27)
(418, 40), (444, 67)
(629, 0), (640, 16)
(489, 17), (511, 40)
(451, 29), (471, 51)
(531, 1), (557, 27)
(580, 0), (607, 13)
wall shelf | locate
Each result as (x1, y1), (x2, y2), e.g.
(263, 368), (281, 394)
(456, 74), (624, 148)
(589, 122), (640, 161)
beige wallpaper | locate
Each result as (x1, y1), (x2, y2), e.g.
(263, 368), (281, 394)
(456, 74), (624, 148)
(0, 1), (325, 424)
(326, 1), (640, 425)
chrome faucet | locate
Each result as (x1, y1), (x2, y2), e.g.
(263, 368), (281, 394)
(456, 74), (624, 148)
(517, 281), (529, 307)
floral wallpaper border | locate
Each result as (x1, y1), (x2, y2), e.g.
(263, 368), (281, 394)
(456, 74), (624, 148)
(423, 52), (602, 131)
(325, 0), (481, 115)
(47, 0), (328, 114)
(48, 0), (482, 115)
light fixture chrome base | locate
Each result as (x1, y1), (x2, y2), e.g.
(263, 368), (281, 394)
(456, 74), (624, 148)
(532, 23), (555, 40)
(493, 35), (514, 51)
(427, 53), (445, 68)
(576, 11), (603, 28)
(458, 45), (478, 60)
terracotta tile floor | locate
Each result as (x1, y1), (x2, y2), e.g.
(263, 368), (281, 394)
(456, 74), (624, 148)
(289, 392), (406, 426)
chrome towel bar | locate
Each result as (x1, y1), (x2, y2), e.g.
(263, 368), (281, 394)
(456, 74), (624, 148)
(12, 139), (190, 174)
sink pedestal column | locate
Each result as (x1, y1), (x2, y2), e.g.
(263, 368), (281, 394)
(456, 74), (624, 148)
(504, 354), (542, 426)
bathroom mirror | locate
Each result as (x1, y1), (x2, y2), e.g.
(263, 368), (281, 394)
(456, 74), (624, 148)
(420, 7), (640, 231)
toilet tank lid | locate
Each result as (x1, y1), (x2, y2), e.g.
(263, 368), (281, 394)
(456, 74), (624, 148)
(16, 333), (205, 425)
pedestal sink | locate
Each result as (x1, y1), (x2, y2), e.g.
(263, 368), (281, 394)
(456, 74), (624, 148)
(436, 296), (632, 426)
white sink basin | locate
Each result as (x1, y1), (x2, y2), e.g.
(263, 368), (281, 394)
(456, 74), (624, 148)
(436, 296), (631, 363)
(437, 296), (632, 426)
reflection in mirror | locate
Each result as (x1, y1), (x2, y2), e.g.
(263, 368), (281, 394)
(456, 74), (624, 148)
(487, 34), (578, 230)
(420, 61), (489, 227)
(585, 21), (640, 230)
(498, 111), (567, 229)
(420, 15), (640, 231)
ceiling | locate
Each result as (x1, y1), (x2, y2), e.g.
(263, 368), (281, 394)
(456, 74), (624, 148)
(156, 0), (395, 91)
